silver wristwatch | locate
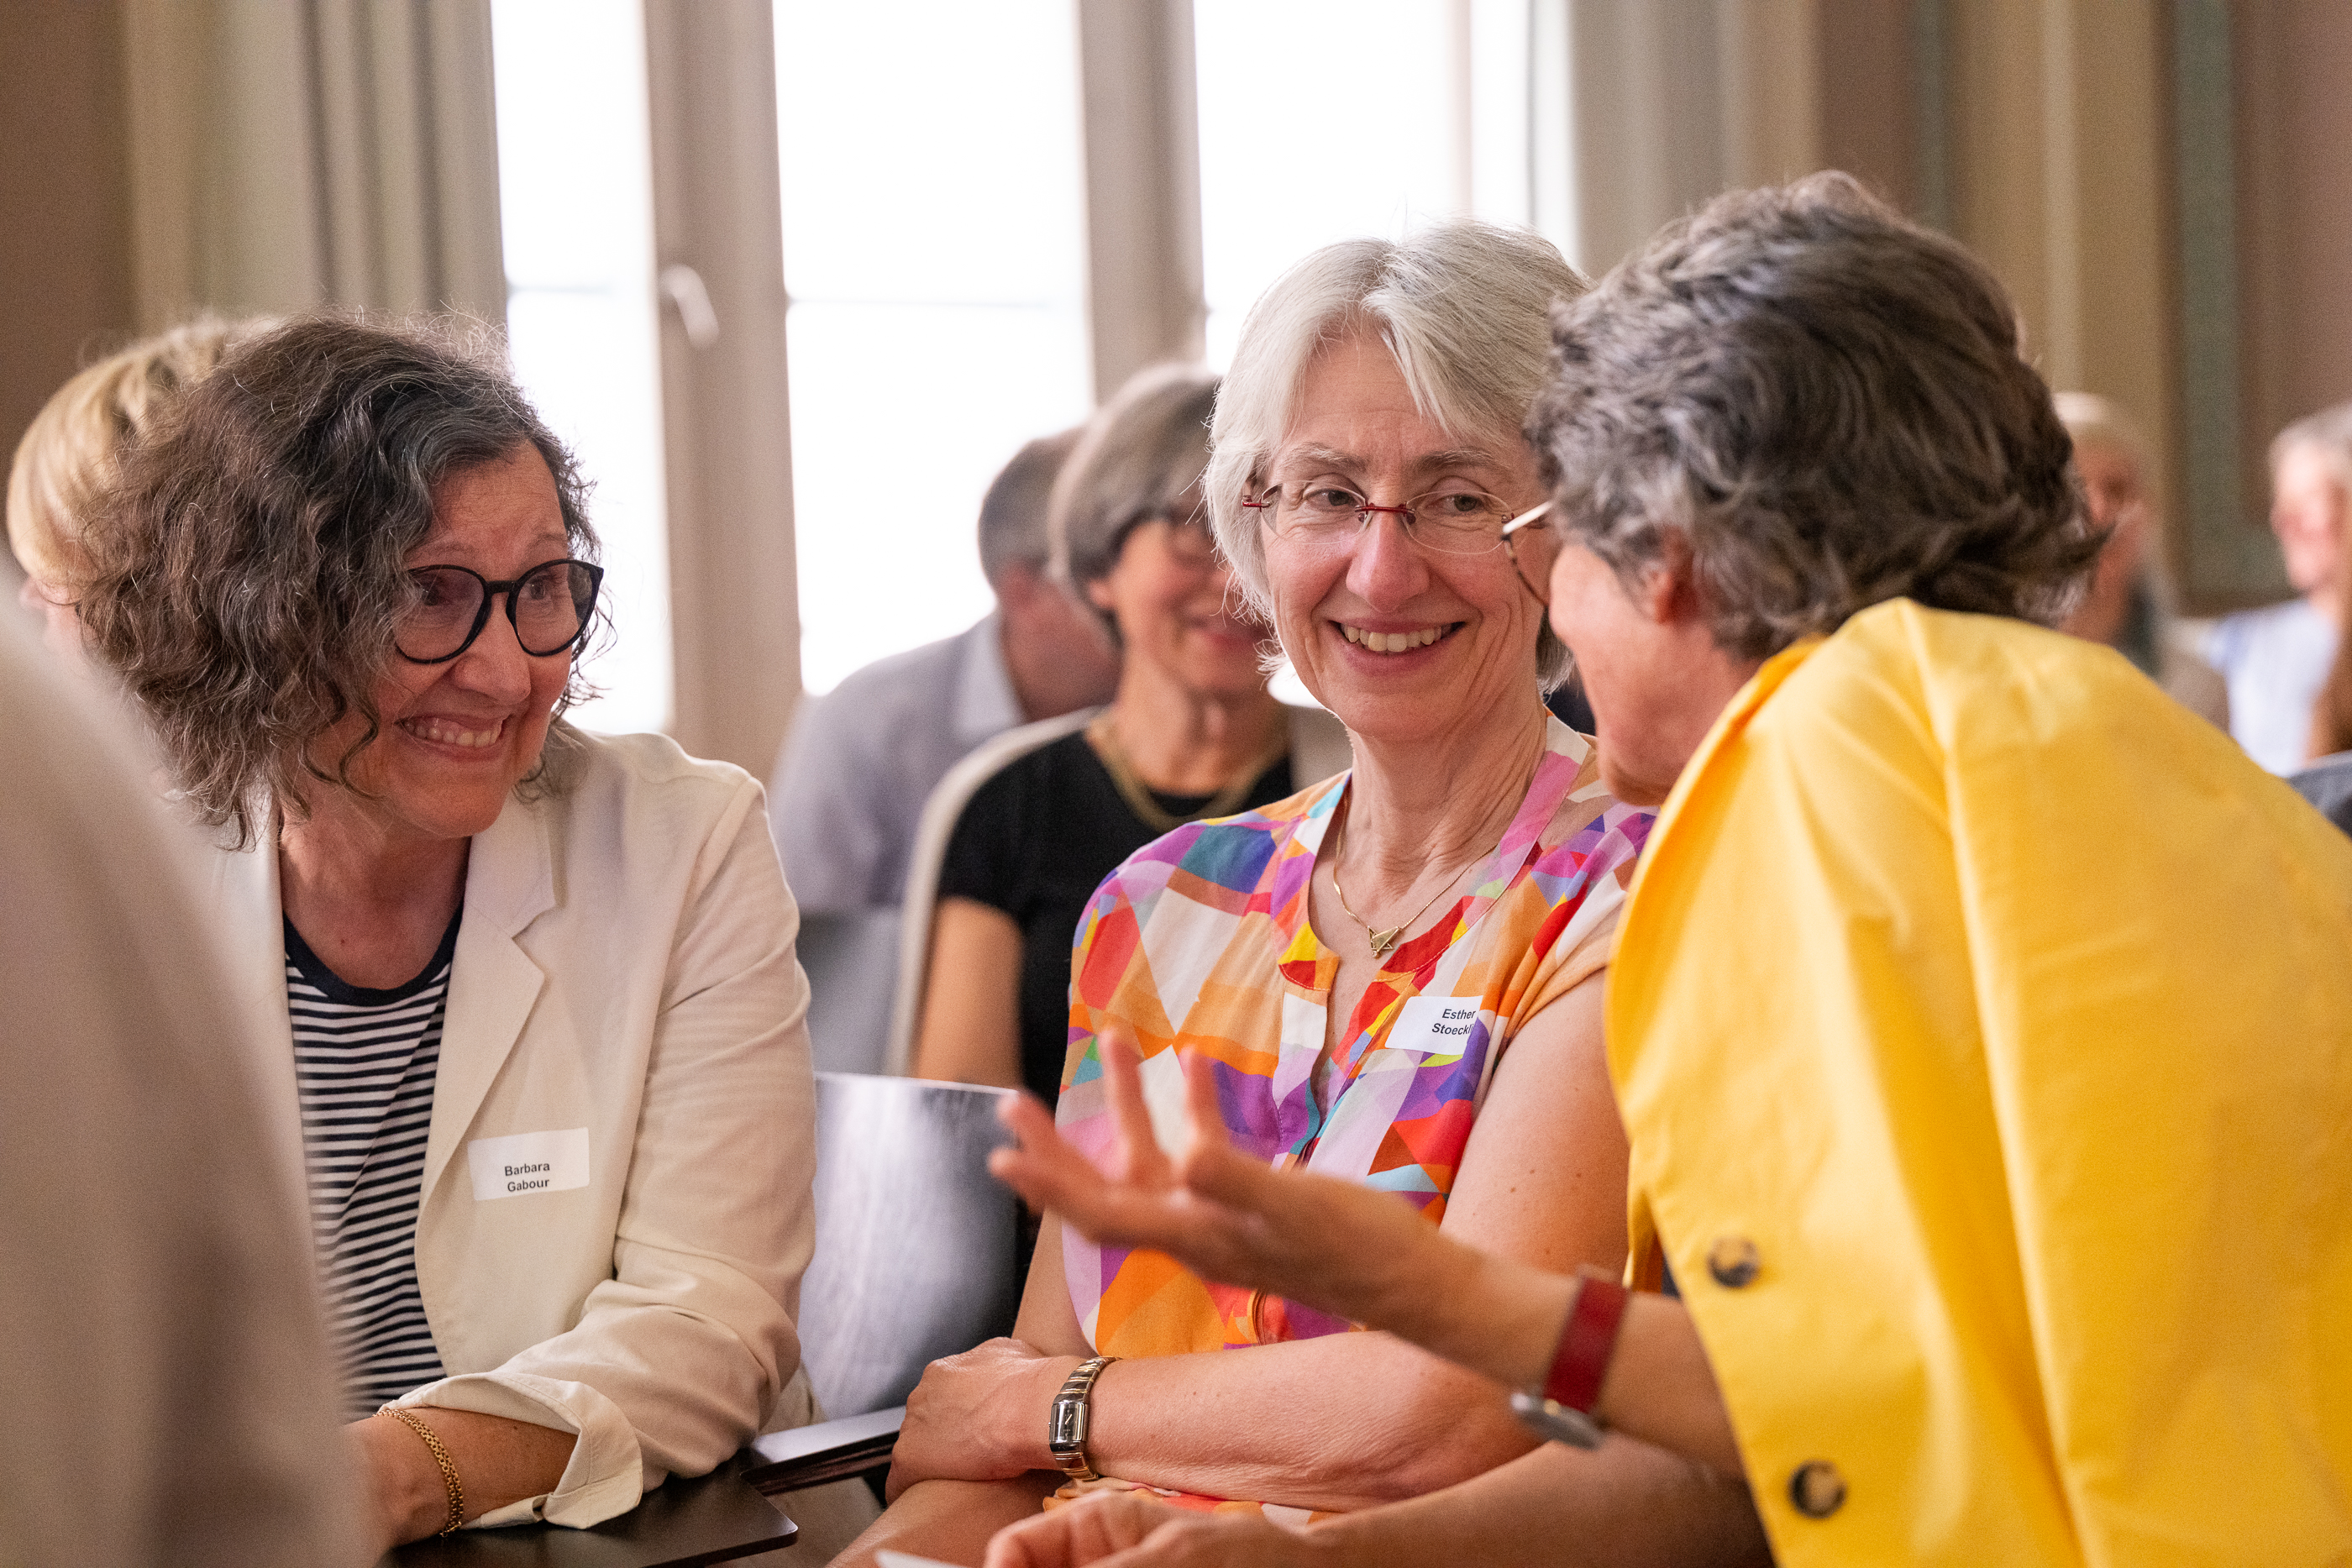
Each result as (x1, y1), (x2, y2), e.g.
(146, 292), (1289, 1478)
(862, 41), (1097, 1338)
(1509, 1387), (1607, 1450)
(1048, 1356), (1118, 1481)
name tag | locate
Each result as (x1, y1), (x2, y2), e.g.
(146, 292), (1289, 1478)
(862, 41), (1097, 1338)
(466, 1128), (591, 1201)
(1386, 993), (1484, 1057)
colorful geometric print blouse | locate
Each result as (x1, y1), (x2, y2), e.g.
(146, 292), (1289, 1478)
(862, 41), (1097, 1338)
(1058, 717), (1653, 1367)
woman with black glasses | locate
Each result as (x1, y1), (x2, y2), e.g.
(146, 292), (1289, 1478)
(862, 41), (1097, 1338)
(911, 362), (1347, 1107)
(78, 316), (874, 1557)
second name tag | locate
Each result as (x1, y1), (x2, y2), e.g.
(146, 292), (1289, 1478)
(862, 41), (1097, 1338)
(1386, 993), (1484, 1059)
(467, 1127), (591, 1201)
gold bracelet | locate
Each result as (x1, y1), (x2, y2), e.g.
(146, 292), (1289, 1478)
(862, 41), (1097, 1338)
(380, 1405), (466, 1536)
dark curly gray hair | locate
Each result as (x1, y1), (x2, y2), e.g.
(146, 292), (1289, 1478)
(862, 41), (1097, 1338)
(1526, 172), (2097, 660)
(78, 313), (599, 847)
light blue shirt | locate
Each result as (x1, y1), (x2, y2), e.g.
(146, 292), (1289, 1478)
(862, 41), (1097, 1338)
(2203, 599), (2339, 774)
(767, 614), (1021, 914)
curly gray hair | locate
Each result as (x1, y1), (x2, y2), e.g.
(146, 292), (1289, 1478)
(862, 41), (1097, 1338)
(79, 313), (598, 847)
(1526, 172), (2096, 661)
(1205, 221), (1585, 684)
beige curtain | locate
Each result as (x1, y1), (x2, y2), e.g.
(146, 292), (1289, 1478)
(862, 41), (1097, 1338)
(121, 0), (504, 329)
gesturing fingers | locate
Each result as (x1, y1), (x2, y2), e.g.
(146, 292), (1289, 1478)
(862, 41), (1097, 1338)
(1095, 1023), (1174, 1187)
(982, 1492), (1180, 1567)
(990, 1093), (1105, 1216)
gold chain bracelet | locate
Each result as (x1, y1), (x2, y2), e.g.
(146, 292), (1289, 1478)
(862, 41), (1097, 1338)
(380, 1405), (466, 1536)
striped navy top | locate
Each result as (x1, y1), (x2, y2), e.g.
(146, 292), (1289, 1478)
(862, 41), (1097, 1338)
(287, 912), (459, 1420)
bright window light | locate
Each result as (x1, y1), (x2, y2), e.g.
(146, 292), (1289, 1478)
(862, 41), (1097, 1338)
(775, 0), (1092, 696)
(491, 0), (671, 736)
(1194, 0), (1464, 370)
(1194, 0), (1564, 368)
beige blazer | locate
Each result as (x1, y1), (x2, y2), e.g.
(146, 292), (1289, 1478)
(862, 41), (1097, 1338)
(210, 724), (820, 1528)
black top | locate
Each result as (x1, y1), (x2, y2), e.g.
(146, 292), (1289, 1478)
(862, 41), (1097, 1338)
(937, 729), (1294, 1104)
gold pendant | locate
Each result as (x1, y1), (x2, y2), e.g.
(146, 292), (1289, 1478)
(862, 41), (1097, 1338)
(1368, 926), (1404, 957)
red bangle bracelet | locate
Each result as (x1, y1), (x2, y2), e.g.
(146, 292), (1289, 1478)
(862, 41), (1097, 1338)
(1540, 1266), (1631, 1415)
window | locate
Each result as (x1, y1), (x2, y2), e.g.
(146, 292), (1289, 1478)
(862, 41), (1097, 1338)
(1194, 0), (1571, 367)
(774, 0), (1093, 695)
(491, 0), (670, 735)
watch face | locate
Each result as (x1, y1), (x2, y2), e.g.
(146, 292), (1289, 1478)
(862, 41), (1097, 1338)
(1509, 1389), (1605, 1450)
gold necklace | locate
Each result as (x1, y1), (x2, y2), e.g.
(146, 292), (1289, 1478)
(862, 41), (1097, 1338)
(1088, 714), (1286, 836)
(1328, 739), (1540, 960)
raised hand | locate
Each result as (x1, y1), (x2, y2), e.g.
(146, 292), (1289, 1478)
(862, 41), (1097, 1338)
(988, 1025), (1467, 1344)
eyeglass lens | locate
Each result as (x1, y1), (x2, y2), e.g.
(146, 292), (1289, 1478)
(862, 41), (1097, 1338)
(1268, 486), (1515, 554)
(398, 560), (601, 663)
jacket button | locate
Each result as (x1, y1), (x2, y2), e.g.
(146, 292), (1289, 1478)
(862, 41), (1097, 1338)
(1789, 1460), (1846, 1518)
(1706, 1235), (1761, 1288)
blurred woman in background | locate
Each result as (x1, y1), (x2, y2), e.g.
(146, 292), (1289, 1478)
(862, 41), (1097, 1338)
(912, 363), (1346, 1105)
(7, 317), (265, 659)
(2051, 391), (2225, 726)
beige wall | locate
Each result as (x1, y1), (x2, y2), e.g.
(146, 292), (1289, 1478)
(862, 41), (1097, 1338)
(2, 0), (503, 594)
(1942, 0), (2176, 546)
(2234, 3), (2352, 547)
(0, 0), (139, 560)
(1815, 0), (1919, 213)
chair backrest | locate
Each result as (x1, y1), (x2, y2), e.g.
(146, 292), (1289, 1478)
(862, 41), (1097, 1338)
(795, 908), (903, 1076)
(882, 703), (1352, 1074)
(795, 1072), (1024, 1419)
(883, 708), (1100, 1075)
(2292, 751), (2352, 837)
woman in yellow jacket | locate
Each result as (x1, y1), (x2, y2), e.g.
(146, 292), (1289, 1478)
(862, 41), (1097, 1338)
(980, 174), (2352, 1568)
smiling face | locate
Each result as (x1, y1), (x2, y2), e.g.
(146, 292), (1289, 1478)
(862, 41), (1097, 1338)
(307, 443), (575, 848)
(1258, 328), (1546, 746)
(1085, 496), (1268, 705)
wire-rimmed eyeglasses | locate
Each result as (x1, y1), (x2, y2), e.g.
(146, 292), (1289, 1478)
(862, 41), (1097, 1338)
(1244, 483), (1560, 601)
(396, 558), (604, 664)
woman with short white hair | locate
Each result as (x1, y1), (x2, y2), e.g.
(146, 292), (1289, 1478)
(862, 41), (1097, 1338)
(838, 223), (1764, 1566)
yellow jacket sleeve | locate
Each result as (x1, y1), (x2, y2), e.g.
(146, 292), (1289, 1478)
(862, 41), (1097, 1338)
(1609, 600), (2352, 1566)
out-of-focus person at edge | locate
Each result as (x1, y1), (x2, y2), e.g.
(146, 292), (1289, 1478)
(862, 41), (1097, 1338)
(2202, 403), (2350, 772)
(0, 606), (366, 1568)
(2050, 391), (2227, 726)
(832, 223), (1766, 1567)
(76, 314), (875, 1557)
(982, 174), (2352, 1568)
(912, 363), (1348, 1105)
(768, 427), (1119, 919)
(6, 316), (267, 661)
(2294, 535), (2352, 831)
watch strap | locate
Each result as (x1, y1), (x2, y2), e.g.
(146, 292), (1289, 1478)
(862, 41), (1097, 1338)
(1541, 1266), (1630, 1413)
(1047, 1356), (1118, 1481)
(1509, 1268), (1630, 1451)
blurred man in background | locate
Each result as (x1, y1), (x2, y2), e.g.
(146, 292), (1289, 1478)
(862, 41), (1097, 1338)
(768, 429), (1118, 1067)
